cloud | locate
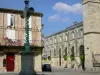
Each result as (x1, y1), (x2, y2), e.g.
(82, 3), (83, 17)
(61, 17), (70, 22)
(53, 2), (82, 14)
(48, 14), (60, 21)
(48, 14), (70, 23)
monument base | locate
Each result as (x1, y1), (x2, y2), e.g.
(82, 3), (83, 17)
(19, 52), (36, 75)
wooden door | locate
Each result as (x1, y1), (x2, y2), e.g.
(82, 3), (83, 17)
(7, 54), (14, 71)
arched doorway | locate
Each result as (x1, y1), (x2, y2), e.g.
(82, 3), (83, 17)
(64, 47), (67, 68)
(70, 46), (75, 68)
(80, 45), (84, 55)
(71, 46), (74, 56)
(79, 45), (85, 70)
(65, 47), (67, 55)
(59, 48), (61, 66)
(54, 49), (56, 57)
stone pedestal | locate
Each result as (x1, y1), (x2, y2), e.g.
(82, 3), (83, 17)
(19, 52), (36, 75)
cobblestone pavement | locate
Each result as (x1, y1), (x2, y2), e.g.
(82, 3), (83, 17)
(0, 71), (100, 75)
(0, 68), (100, 75)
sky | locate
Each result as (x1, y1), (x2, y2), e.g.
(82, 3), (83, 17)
(0, 0), (83, 37)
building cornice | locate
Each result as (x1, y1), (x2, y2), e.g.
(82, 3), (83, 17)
(45, 22), (83, 39)
(84, 32), (100, 35)
(82, 1), (100, 5)
(0, 8), (43, 17)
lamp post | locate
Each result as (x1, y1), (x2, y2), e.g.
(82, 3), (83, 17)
(19, 0), (36, 75)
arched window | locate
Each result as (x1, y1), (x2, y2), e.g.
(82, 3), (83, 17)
(71, 46), (74, 56)
(50, 50), (51, 57)
(80, 29), (83, 37)
(65, 33), (68, 41)
(65, 47), (67, 55)
(55, 37), (56, 43)
(59, 36), (62, 42)
(72, 31), (75, 39)
(79, 45), (84, 55)
(54, 49), (56, 56)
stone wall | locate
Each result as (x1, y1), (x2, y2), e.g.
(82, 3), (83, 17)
(14, 54), (21, 72)
(34, 54), (42, 72)
(83, 0), (100, 71)
(43, 22), (84, 69)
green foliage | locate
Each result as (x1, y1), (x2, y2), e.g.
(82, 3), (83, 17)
(48, 56), (51, 61)
(42, 57), (47, 60)
(80, 55), (85, 62)
(63, 55), (67, 61)
(70, 55), (74, 61)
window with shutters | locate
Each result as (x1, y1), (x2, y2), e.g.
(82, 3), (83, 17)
(72, 31), (75, 39)
(29, 16), (31, 28)
(24, 31), (32, 44)
(6, 29), (15, 41)
(29, 31), (32, 43)
(8, 14), (15, 28)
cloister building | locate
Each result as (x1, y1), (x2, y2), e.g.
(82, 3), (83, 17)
(43, 22), (84, 69)
(43, 0), (100, 72)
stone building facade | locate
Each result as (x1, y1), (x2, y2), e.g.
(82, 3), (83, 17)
(0, 8), (43, 72)
(43, 0), (100, 71)
(83, 0), (100, 71)
(43, 22), (84, 69)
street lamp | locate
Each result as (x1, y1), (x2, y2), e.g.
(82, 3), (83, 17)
(19, 0), (36, 75)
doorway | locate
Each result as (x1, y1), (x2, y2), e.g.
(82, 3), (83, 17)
(79, 45), (85, 70)
(59, 48), (61, 66)
(7, 54), (15, 71)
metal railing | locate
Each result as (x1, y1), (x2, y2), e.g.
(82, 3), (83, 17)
(0, 38), (42, 46)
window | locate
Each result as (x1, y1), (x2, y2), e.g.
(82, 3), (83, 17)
(80, 29), (83, 37)
(65, 47), (67, 55)
(54, 37), (56, 43)
(24, 31), (32, 43)
(50, 38), (52, 44)
(54, 49), (56, 56)
(8, 14), (15, 27)
(59, 36), (62, 41)
(65, 34), (68, 41)
(72, 31), (75, 39)
(29, 16), (32, 28)
(29, 31), (32, 43)
(6, 29), (15, 41)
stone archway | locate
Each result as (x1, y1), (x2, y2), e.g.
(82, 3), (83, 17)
(79, 45), (85, 70)
(59, 48), (61, 66)
(79, 45), (84, 55)
(71, 46), (74, 57)
(65, 47), (67, 55)
(70, 46), (75, 68)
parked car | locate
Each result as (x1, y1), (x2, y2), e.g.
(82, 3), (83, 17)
(42, 64), (52, 72)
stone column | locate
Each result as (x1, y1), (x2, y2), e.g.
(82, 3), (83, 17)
(0, 54), (3, 72)
(14, 54), (21, 72)
(82, 0), (100, 71)
(19, 52), (36, 75)
(34, 54), (42, 72)
(3, 54), (6, 72)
